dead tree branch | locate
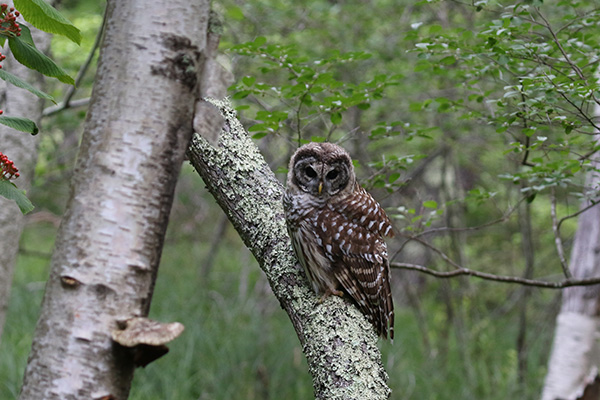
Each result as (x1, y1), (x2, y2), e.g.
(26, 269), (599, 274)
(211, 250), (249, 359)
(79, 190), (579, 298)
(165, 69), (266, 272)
(391, 262), (600, 289)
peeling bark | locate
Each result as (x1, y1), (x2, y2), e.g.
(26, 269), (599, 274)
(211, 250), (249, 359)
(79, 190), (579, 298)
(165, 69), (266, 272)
(187, 98), (391, 400)
(19, 0), (210, 398)
(541, 103), (600, 400)
(0, 26), (50, 343)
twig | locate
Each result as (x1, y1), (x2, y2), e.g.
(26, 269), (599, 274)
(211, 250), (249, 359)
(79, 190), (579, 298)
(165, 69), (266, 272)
(556, 198), (600, 232)
(391, 262), (600, 289)
(550, 187), (571, 278)
(536, 9), (585, 81)
(516, 196), (534, 383)
(405, 235), (462, 270)
(394, 197), (524, 259)
(427, 197), (523, 236)
(43, 97), (91, 117)
(554, 88), (600, 133)
(536, 8), (600, 106)
(18, 247), (52, 259)
(519, 85), (535, 167)
(42, 6), (107, 117)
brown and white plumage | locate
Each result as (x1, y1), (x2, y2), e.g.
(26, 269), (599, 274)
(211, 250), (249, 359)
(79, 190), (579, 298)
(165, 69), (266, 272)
(283, 142), (395, 340)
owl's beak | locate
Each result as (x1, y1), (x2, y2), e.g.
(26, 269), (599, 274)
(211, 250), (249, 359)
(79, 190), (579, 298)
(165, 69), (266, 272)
(318, 181), (323, 195)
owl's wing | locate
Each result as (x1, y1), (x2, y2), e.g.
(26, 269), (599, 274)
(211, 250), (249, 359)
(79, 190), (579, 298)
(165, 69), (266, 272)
(316, 194), (395, 339)
(336, 186), (395, 238)
(333, 243), (394, 340)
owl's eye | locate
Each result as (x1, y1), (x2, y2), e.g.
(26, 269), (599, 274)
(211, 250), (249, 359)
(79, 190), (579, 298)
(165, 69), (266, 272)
(305, 166), (317, 178)
(326, 169), (339, 180)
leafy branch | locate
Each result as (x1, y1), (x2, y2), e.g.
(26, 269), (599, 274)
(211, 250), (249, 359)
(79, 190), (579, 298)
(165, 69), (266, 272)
(392, 189), (600, 289)
(228, 37), (401, 142)
(43, 5), (107, 117)
(0, 0), (80, 213)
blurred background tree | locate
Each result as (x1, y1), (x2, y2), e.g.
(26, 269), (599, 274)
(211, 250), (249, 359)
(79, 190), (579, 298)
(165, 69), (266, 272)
(2, 0), (600, 399)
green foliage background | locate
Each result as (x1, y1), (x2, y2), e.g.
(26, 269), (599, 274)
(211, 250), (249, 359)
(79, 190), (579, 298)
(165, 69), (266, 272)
(3, 0), (600, 398)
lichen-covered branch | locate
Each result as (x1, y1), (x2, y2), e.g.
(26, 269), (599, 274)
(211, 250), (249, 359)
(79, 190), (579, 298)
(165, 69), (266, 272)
(187, 98), (391, 400)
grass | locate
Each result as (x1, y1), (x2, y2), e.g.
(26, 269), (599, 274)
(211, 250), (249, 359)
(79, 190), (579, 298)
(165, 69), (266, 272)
(0, 221), (554, 399)
(0, 222), (55, 399)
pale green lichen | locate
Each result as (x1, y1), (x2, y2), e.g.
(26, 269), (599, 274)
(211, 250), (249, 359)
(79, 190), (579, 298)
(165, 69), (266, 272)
(302, 296), (391, 399)
(188, 98), (391, 400)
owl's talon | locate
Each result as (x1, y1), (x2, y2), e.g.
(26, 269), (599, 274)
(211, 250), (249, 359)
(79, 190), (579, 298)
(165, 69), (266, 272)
(317, 289), (344, 303)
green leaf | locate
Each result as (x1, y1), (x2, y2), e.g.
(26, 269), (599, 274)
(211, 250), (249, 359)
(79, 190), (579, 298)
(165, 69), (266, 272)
(14, 0), (81, 44)
(0, 116), (39, 135)
(411, 215), (423, 223)
(370, 127), (387, 137)
(8, 36), (74, 85)
(440, 56), (456, 65)
(522, 127), (536, 137)
(0, 69), (55, 103)
(388, 172), (401, 183)
(252, 131), (268, 139)
(409, 102), (422, 112)
(253, 36), (267, 47)
(17, 24), (35, 46)
(232, 90), (250, 99)
(248, 123), (267, 132)
(0, 179), (34, 214)
(428, 24), (443, 34)
(226, 5), (245, 21)
(242, 76), (256, 86)
(423, 200), (438, 209)
(330, 112), (342, 125)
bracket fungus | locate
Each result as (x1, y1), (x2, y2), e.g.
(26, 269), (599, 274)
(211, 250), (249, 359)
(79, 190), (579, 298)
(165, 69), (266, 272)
(111, 317), (185, 367)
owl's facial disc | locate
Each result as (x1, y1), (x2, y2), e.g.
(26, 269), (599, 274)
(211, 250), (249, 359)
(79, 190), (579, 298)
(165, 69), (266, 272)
(292, 157), (322, 195)
(322, 161), (350, 195)
(289, 144), (353, 197)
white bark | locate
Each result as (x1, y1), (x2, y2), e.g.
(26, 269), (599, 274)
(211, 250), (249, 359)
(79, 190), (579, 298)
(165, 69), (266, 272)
(0, 25), (50, 343)
(541, 101), (600, 400)
(542, 313), (600, 400)
(19, 0), (210, 398)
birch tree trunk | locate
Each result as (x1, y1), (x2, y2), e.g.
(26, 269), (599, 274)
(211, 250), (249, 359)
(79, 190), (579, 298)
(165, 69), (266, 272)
(0, 27), (50, 343)
(19, 0), (210, 398)
(188, 99), (391, 400)
(541, 104), (600, 400)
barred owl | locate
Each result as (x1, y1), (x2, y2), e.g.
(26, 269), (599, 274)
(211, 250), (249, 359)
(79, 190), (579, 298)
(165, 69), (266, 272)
(283, 142), (395, 339)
